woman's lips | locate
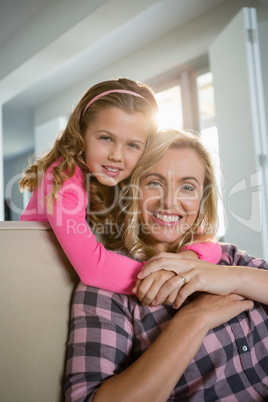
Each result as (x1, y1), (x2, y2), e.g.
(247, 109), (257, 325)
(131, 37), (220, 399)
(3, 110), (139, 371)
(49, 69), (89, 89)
(151, 212), (182, 226)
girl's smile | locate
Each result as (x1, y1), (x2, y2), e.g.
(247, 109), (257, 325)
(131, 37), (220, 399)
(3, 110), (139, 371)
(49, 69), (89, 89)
(84, 107), (150, 186)
(101, 165), (122, 177)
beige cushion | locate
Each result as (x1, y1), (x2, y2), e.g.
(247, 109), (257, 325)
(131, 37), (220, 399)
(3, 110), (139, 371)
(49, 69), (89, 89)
(0, 221), (78, 402)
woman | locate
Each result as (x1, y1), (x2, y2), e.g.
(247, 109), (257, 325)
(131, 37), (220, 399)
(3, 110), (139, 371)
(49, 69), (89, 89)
(124, 129), (268, 309)
(65, 129), (268, 401)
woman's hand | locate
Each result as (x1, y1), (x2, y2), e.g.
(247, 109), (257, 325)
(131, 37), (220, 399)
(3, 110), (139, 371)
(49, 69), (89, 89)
(176, 292), (254, 331)
(134, 252), (236, 308)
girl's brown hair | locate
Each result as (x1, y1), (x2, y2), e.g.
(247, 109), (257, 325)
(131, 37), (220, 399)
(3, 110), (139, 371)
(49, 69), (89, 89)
(19, 78), (158, 224)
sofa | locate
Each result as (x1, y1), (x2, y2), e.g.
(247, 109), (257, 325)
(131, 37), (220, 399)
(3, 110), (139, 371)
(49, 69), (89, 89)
(0, 221), (79, 402)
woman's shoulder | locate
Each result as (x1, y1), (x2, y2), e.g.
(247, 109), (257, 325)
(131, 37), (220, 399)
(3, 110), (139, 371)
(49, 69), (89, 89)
(219, 242), (268, 269)
(73, 282), (132, 311)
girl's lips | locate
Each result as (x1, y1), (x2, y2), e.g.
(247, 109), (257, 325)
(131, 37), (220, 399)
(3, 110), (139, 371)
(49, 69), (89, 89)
(151, 212), (182, 226)
(102, 165), (122, 177)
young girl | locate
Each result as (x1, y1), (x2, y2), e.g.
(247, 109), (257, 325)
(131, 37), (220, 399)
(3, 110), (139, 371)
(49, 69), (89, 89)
(19, 78), (221, 295)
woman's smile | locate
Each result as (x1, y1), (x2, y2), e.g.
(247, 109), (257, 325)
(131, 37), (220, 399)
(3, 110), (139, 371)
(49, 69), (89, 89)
(152, 211), (182, 225)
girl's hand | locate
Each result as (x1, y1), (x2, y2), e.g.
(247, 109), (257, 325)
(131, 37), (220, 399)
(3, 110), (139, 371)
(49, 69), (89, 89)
(132, 250), (199, 306)
(133, 270), (185, 306)
(137, 251), (199, 281)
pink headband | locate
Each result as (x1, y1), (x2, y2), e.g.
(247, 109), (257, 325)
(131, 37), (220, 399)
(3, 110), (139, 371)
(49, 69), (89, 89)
(82, 89), (150, 117)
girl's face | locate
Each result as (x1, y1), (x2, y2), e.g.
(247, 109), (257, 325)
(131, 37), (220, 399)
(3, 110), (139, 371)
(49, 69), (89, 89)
(139, 147), (205, 252)
(84, 107), (150, 186)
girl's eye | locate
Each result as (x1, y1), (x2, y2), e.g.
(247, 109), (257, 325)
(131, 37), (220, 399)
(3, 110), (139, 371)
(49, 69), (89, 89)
(128, 143), (140, 150)
(99, 135), (112, 142)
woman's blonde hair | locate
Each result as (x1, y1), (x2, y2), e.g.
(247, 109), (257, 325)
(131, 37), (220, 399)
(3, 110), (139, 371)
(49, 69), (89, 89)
(19, 78), (158, 224)
(117, 129), (219, 260)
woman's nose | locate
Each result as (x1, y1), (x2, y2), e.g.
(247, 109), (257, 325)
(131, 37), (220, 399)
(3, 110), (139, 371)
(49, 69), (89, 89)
(162, 185), (178, 209)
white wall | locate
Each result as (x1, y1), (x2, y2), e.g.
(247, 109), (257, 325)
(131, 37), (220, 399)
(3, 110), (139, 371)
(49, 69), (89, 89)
(2, 106), (34, 220)
(209, 7), (268, 259)
(259, 19), (268, 124)
(35, 116), (67, 157)
(4, 151), (33, 221)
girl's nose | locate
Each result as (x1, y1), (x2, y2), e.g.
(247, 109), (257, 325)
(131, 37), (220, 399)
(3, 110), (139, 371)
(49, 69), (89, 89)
(108, 145), (123, 162)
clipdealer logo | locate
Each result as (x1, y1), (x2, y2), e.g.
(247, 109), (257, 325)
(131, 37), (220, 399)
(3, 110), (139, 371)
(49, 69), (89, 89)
(227, 170), (264, 232)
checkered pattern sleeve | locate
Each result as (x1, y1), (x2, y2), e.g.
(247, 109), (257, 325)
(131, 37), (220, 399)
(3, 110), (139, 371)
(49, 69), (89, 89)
(220, 242), (268, 270)
(65, 283), (134, 402)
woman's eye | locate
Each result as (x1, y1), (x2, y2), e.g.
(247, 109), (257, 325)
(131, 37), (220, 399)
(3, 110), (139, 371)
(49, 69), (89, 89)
(147, 180), (162, 187)
(182, 185), (195, 192)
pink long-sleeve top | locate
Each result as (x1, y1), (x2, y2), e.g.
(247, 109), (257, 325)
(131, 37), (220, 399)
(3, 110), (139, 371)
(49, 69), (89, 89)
(20, 161), (222, 294)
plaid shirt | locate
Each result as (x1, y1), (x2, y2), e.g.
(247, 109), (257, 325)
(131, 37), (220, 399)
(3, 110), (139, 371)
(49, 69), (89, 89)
(65, 243), (268, 401)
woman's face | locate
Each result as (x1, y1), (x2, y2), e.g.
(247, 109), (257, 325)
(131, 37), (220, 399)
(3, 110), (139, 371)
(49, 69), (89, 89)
(139, 147), (205, 252)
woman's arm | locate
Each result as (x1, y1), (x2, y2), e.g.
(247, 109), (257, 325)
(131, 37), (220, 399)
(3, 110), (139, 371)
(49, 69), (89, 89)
(65, 284), (253, 402)
(131, 242), (222, 306)
(136, 245), (268, 308)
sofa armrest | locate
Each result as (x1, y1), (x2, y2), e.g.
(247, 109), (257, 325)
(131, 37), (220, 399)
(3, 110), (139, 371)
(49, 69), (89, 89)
(0, 221), (79, 402)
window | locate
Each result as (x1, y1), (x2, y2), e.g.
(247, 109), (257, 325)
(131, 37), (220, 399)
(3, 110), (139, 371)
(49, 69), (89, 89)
(197, 72), (225, 238)
(155, 69), (225, 238)
(155, 85), (183, 130)
(197, 72), (216, 130)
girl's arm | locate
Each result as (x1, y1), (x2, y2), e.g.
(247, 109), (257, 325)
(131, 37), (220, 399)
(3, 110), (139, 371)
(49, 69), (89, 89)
(44, 168), (144, 294)
(136, 244), (268, 308)
(40, 166), (222, 295)
(65, 284), (253, 402)
(182, 241), (222, 263)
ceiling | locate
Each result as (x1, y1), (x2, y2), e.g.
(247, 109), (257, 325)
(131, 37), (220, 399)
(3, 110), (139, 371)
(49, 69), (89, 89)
(1, 0), (227, 106)
(1, 0), (264, 159)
